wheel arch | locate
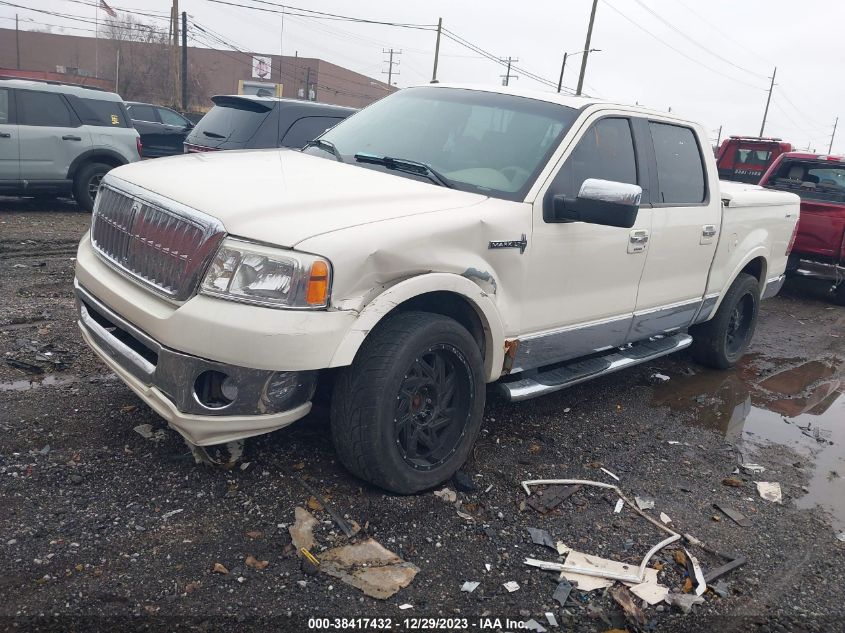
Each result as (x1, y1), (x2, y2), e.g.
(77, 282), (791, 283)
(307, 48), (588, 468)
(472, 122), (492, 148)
(67, 149), (128, 180)
(710, 251), (768, 315)
(330, 273), (505, 382)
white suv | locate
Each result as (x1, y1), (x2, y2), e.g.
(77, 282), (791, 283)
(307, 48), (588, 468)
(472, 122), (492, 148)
(0, 79), (141, 210)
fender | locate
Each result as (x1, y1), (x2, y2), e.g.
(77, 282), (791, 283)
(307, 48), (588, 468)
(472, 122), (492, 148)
(329, 272), (506, 382)
(709, 247), (768, 316)
(66, 149), (129, 179)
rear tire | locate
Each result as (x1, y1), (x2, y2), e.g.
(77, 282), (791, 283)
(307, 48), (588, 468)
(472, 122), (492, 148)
(690, 273), (760, 369)
(330, 311), (485, 494)
(72, 162), (111, 212)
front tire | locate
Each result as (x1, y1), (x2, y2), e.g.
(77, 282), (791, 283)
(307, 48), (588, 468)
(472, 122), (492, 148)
(72, 162), (111, 212)
(690, 273), (760, 369)
(330, 311), (485, 494)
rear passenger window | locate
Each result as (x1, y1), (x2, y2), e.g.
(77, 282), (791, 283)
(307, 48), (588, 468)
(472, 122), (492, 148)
(650, 122), (706, 204)
(128, 104), (157, 122)
(549, 117), (638, 198)
(78, 98), (129, 127)
(281, 116), (343, 148)
(18, 91), (76, 127)
(157, 107), (187, 126)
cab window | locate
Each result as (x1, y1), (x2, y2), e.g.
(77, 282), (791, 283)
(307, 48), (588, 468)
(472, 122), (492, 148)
(649, 122), (706, 204)
(17, 90), (77, 127)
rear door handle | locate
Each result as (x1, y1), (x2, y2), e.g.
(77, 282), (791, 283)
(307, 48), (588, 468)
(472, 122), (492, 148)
(0, 132), (10, 138)
(700, 224), (718, 244)
(62, 135), (82, 141)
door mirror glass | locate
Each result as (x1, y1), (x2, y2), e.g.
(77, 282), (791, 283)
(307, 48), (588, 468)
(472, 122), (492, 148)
(553, 178), (642, 228)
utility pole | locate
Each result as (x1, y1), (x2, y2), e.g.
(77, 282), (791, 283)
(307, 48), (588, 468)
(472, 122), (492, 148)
(115, 49), (120, 93)
(171, 0), (180, 108)
(716, 125), (723, 147)
(382, 48), (401, 87)
(500, 56), (518, 86)
(15, 14), (20, 70)
(829, 117), (839, 154)
(576, 0), (599, 96)
(431, 17), (442, 83)
(305, 66), (312, 101)
(759, 66), (777, 138)
(557, 52), (567, 93)
(181, 11), (188, 111)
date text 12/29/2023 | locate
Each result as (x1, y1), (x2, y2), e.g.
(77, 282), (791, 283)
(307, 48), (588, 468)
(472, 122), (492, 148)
(307, 617), (539, 630)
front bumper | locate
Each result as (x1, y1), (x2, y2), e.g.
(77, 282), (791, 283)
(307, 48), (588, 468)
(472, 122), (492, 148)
(76, 282), (314, 445)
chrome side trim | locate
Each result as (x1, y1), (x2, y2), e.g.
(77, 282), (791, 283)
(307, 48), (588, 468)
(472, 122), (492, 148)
(512, 314), (632, 373)
(761, 274), (786, 300)
(500, 333), (692, 402)
(627, 298), (703, 340)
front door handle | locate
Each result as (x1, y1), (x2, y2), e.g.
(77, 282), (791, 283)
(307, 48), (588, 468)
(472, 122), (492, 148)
(62, 135), (82, 141)
(0, 132), (10, 138)
(701, 224), (718, 244)
(628, 229), (650, 254)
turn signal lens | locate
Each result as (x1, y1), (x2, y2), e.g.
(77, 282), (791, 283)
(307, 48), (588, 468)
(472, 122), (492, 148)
(306, 260), (330, 306)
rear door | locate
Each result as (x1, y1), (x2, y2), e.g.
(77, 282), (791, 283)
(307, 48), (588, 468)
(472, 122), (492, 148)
(16, 89), (90, 181)
(630, 119), (721, 340)
(127, 103), (165, 156)
(0, 86), (18, 182)
(155, 106), (193, 155)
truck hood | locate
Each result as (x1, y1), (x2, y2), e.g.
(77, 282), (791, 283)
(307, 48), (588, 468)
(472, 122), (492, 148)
(105, 149), (486, 247)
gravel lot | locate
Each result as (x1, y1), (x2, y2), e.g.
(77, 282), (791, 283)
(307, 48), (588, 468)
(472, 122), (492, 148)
(1, 199), (843, 632)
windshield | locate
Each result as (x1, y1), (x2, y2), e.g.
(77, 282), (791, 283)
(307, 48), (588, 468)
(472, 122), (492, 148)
(307, 87), (579, 201)
(764, 159), (845, 204)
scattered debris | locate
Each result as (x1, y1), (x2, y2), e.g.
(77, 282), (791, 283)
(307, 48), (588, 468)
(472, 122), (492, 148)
(837, 532), (845, 542)
(650, 373), (670, 382)
(433, 487), (457, 503)
(614, 498), (624, 514)
(133, 424), (154, 439)
(524, 619), (547, 632)
(306, 496), (324, 512)
(561, 572), (614, 591)
(635, 496), (655, 511)
(245, 530), (263, 540)
(527, 527), (556, 550)
(212, 562), (228, 575)
(556, 541), (571, 556)
(398, 604), (413, 610)
(460, 581), (479, 593)
(552, 580), (572, 606)
(627, 569), (669, 605)
(160, 508), (183, 520)
(319, 538), (419, 600)
(600, 467), (620, 481)
(684, 534), (747, 583)
(722, 477), (744, 487)
(713, 504), (752, 527)
(756, 482), (782, 503)
(712, 580), (730, 598)
(526, 484), (581, 514)
(545, 612), (558, 627)
(666, 593), (705, 614)
(503, 581), (520, 593)
(301, 548), (320, 568)
(245, 555), (269, 570)
(659, 511), (672, 524)
(684, 548), (707, 596)
(610, 585), (646, 626)
(672, 550), (687, 567)
(289, 507), (318, 551)
(296, 476), (355, 538)
(741, 463), (765, 474)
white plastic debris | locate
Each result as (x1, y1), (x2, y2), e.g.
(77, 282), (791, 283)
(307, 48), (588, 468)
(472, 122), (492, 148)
(503, 581), (520, 593)
(667, 441), (681, 445)
(398, 604), (413, 610)
(614, 498), (624, 514)
(559, 571), (613, 591)
(635, 496), (655, 511)
(756, 481), (783, 503)
(659, 512), (672, 524)
(556, 541), (571, 556)
(161, 508), (184, 520)
(651, 373), (670, 382)
(433, 487), (457, 503)
(836, 532), (845, 542)
(600, 467), (620, 481)
(666, 593), (704, 614)
(525, 619), (547, 633)
(545, 612), (558, 627)
(461, 581), (480, 593)
(684, 548), (707, 596)
(742, 463), (766, 474)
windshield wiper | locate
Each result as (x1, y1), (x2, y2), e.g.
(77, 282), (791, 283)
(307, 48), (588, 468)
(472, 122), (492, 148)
(304, 138), (344, 162)
(202, 130), (226, 139)
(353, 153), (453, 188)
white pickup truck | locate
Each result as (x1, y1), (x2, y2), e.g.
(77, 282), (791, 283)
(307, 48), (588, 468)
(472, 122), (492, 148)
(74, 85), (800, 493)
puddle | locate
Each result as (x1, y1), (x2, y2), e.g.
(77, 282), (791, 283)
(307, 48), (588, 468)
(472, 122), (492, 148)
(652, 356), (845, 530)
(0, 374), (79, 392)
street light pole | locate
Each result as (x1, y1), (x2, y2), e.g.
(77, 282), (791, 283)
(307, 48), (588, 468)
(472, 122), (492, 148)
(576, 0), (599, 95)
(557, 52), (567, 93)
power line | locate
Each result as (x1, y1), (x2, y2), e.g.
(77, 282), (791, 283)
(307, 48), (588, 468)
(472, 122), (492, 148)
(599, 0), (766, 92)
(632, 0), (766, 79)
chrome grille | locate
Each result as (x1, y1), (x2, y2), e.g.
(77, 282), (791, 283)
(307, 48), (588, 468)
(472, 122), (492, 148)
(91, 185), (226, 301)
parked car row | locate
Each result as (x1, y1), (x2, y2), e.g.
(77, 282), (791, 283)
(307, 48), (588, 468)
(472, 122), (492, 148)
(0, 77), (357, 209)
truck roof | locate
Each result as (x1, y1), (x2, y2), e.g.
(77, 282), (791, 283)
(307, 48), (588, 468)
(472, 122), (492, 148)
(416, 83), (701, 126)
(777, 151), (845, 163)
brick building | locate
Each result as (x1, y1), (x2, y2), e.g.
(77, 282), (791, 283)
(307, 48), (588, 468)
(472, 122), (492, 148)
(0, 27), (396, 110)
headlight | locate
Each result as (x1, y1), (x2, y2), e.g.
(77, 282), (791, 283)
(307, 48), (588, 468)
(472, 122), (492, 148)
(200, 238), (331, 309)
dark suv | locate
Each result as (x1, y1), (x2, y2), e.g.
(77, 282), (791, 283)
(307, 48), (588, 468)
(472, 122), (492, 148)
(184, 95), (356, 152)
(126, 101), (194, 158)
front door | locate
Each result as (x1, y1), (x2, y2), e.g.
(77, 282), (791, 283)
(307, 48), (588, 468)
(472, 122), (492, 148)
(0, 87), (19, 182)
(629, 120), (721, 339)
(517, 114), (653, 372)
(16, 89), (90, 181)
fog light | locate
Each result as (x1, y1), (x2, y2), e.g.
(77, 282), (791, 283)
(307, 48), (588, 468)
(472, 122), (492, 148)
(262, 370), (317, 410)
(194, 370), (235, 409)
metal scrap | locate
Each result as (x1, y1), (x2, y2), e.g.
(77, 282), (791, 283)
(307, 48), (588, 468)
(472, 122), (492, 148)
(713, 503), (752, 527)
(296, 475), (355, 538)
(526, 484), (581, 514)
(527, 527), (556, 550)
(552, 580), (572, 606)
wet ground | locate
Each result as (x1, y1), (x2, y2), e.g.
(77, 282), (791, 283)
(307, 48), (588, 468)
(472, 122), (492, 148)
(1, 199), (844, 632)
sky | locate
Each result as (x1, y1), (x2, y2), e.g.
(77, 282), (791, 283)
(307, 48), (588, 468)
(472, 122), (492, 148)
(7, 0), (845, 154)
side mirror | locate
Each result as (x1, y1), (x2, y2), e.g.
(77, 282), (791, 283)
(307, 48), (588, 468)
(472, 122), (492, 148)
(552, 178), (642, 228)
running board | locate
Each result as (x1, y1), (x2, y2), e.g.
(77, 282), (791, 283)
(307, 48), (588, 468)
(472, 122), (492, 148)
(498, 333), (693, 402)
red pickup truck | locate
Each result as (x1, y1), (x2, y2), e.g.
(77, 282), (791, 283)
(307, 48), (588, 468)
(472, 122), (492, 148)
(759, 152), (845, 304)
(716, 136), (793, 184)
